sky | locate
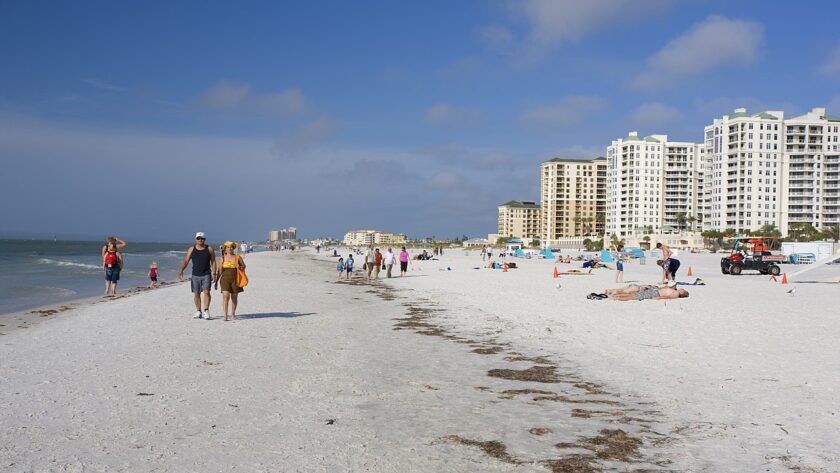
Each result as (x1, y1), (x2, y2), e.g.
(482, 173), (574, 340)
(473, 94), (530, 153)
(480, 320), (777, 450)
(1, 0), (839, 242)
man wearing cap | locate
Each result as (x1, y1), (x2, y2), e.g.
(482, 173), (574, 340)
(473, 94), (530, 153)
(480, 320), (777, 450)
(178, 232), (218, 319)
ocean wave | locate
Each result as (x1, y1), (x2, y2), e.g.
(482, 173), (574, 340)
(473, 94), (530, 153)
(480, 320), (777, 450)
(36, 258), (102, 270)
(10, 285), (78, 297)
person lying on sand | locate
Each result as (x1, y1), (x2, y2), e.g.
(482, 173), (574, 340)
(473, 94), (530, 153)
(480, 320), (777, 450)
(587, 283), (688, 301)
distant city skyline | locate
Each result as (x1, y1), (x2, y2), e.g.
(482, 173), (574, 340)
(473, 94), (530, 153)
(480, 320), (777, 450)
(2, 1), (839, 241)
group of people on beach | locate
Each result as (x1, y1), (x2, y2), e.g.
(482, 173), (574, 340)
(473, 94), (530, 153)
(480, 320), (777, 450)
(101, 232), (248, 321)
(176, 232), (247, 321)
(336, 245), (410, 280)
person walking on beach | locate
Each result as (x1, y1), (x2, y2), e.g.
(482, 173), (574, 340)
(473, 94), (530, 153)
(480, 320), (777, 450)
(103, 240), (124, 295)
(365, 245), (377, 280)
(372, 248), (383, 280)
(178, 232), (217, 320)
(148, 262), (159, 288)
(346, 254), (354, 278)
(399, 246), (410, 277)
(215, 241), (245, 321)
(383, 248), (395, 278)
(337, 257), (345, 280)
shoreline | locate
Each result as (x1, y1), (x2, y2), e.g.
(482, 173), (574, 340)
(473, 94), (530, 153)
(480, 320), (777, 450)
(0, 279), (187, 336)
(2, 249), (838, 471)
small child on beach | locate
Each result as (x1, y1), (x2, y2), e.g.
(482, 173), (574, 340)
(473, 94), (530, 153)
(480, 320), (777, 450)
(346, 255), (354, 278)
(337, 258), (345, 280)
(149, 262), (159, 288)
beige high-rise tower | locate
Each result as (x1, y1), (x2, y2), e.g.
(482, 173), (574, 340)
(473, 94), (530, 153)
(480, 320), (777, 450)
(540, 157), (607, 247)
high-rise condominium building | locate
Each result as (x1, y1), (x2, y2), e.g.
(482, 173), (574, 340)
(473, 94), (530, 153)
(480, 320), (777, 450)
(606, 133), (702, 238)
(497, 201), (542, 241)
(540, 158), (607, 245)
(782, 107), (840, 232)
(703, 108), (786, 234)
(269, 227), (297, 241)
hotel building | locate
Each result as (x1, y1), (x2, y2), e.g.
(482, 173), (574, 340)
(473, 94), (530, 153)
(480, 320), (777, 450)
(497, 200), (542, 241)
(781, 107), (840, 232)
(343, 230), (407, 246)
(606, 133), (702, 238)
(540, 157), (607, 246)
(703, 108), (786, 234)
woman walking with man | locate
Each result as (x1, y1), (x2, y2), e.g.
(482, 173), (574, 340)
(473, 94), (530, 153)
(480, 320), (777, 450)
(215, 241), (246, 321)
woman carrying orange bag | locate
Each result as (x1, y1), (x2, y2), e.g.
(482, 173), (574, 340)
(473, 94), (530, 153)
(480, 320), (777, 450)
(215, 241), (246, 321)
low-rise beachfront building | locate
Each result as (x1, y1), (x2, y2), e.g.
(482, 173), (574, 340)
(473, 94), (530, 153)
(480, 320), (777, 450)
(343, 230), (407, 246)
(540, 157), (607, 247)
(781, 107), (840, 232)
(606, 133), (703, 239)
(702, 108), (786, 234)
(497, 200), (542, 241)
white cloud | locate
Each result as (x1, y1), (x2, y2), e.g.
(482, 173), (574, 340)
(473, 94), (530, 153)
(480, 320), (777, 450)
(197, 81), (311, 117)
(628, 102), (682, 128)
(424, 103), (484, 126)
(631, 15), (764, 90)
(818, 44), (840, 76)
(520, 95), (607, 129)
(485, 0), (672, 62)
(271, 115), (341, 160)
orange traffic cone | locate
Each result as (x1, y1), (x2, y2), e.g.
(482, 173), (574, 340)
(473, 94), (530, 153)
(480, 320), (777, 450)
(687, 266), (693, 276)
(781, 273), (787, 284)
(503, 263), (508, 272)
(553, 267), (559, 278)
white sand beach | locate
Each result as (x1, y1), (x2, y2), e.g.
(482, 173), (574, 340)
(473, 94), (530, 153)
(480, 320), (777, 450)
(2, 249), (839, 472)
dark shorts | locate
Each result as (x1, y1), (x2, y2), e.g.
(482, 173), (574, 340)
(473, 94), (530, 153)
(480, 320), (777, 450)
(616, 261), (624, 271)
(191, 274), (212, 293)
(105, 266), (121, 283)
(668, 259), (680, 276)
(400, 261), (408, 271)
(150, 277), (158, 282)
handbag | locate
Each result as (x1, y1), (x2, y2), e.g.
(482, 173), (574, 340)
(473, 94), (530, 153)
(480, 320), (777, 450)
(236, 256), (249, 287)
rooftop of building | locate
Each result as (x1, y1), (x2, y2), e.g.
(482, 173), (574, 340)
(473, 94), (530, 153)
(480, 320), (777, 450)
(498, 200), (541, 209)
(542, 156), (606, 164)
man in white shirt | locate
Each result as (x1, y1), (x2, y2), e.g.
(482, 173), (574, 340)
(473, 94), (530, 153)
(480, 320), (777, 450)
(365, 245), (376, 280)
(383, 248), (396, 278)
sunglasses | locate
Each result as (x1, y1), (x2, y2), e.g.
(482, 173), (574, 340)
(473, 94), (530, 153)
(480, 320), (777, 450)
(196, 237), (206, 241)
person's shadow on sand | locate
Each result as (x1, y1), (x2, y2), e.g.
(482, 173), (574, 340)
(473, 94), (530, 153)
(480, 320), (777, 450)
(236, 312), (316, 320)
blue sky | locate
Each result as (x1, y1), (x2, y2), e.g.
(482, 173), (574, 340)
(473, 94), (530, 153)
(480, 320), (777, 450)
(1, 0), (839, 241)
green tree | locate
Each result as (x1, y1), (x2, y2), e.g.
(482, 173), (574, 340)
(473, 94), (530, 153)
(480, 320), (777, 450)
(686, 215), (697, 231)
(675, 212), (687, 232)
(821, 224), (839, 242)
(530, 237), (541, 248)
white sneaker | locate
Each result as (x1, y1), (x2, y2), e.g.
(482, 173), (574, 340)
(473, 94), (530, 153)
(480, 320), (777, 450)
(202, 309), (211, 320)
(193, 310), (202, 319)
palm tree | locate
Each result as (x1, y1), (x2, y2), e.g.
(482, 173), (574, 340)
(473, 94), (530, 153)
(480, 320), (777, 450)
(686, 215), (696, 232)
(675, 213), (687, 232)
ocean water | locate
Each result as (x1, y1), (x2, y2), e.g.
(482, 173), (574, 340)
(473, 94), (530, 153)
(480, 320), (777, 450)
(0, 239), (191, 315)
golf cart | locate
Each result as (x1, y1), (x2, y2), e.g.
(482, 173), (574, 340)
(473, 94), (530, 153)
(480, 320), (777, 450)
(720, 237), (785, 275)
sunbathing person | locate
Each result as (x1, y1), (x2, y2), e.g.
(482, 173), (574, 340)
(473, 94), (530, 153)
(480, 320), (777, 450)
(588, 283), (688, 301)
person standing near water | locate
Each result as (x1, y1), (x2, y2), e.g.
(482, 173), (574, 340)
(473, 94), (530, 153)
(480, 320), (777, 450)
(399, 246), (410, 277)
(215, 241), (245, 321)
(148, 262), (159, 288)
(101, 237), (127, 293)
(178, 232), (217, 320)
(103, 240), (123, 295)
